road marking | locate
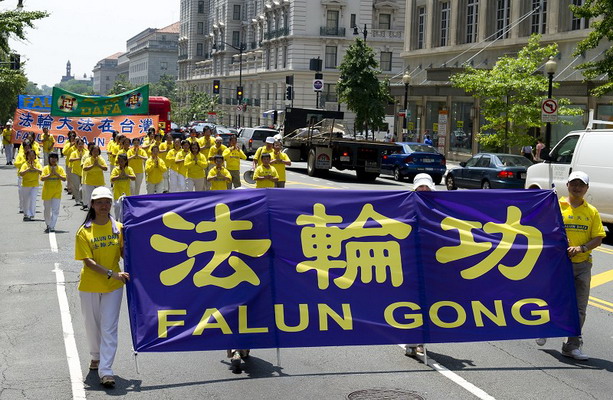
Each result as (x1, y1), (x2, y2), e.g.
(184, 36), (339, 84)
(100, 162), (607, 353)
(49, 231), (58, 253)
(590, 269), (613, 288)
(595, 247), (613, 255)
(53, 263), (86, 400)
(397, 344), (495, 399)
(589, 296), (613, 313)
(285, 181), (338, 190)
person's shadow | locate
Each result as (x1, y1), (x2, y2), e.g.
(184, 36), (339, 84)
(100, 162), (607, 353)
(84, 370), (142, 395)
(220, 356), (287, 378)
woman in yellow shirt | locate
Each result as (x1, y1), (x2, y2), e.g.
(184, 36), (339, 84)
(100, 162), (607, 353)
(253, 152), (278, 188)
(62, 132), (77, 196)
(165, 138), (180, 192)
(174, 140), (190, 192)
(19, 149), (43, 221)
(159, 133), (173, 192)
(69, 138), (87, 206)
(75, 186), (129, 388)
(14, 140), (32, 214)
(109, 154), (136, 221)
(41, 153), (67, 232)
(145, 145), (167, 194)
(127, 138), (148, 195)
(184, 142), (208, 191)
(82, 145), (108, 210)
(41, 127), (56, 165)
(106, 131), (120, 170)
(222, 135), (247, 189)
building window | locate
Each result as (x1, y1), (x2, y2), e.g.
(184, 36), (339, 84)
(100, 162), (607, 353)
(233, 4), (241, 20)
(266, 49), (271, 70)
(274, 47), (278, 69)
(232, 31), (240, 48)
(324, 83), (337, 102)
(197, 22), (204, 35)
(380, 51), (392, 71)
(350, 14), (356, 28)
(466, 0), (478, 43)
(197, 43), (203, 56)
(326, 10), (339, 29)
(198, 1), (204, 14)
(417, 7), (426, 49)
(161, 62), (168, 71)
(496, 0), (510, 39)
(440, 2), (450, 47)
(106, 76), (110, 81)
(571, 0), (589, 30)
(325, 45), (337, 68)
(283, 45), (288, 68)
(531, 0), (547, 34)
(379, 13), (391, 30)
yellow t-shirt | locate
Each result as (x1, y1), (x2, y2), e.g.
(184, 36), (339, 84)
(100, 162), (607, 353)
(110, 166), (135, 200)
(254, 164), (278, 188)
(208, 144), (228, 164)
(559, 197), (607, 263)
(42, 134), (55, 153)
(127, 148), (148, 174)
(41, 165), (66, 200)
(2, 128), (12, 145)
(184, 152), (207, 179)
(145, 157), (168, 184)
(159, 141), (170, 162)
(75, 219), (124, 293)
(175, 150), (189, 177)
(207, 166), (231, 190)
(82, 156), (107, 186)
(19, 160), (43, 187)
(198, 136), (215, 155)
(62, 142), (74, 162)
(271, 151), (290, 182)
(165, 148), (178, 171)
(223, 147), (247, 171)
(14, 153), (26, 176)
(254, 146), (274, 166)
(107, 141), (119, 165)
(69, 149), (86, 176)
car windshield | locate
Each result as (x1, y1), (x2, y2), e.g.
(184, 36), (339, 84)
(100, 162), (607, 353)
(405, 144), (437, 153)
(495, 155), (533, 167)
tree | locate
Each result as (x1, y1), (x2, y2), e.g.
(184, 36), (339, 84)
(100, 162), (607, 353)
(173, 85), (220, 126)
(23, 80), (43, 95)
(337, 38), (392, 137)
(55, 78), (93, 95)
(107, 75), (134, 95)
(572, 0), (613, 96)
(150, 74), (177, 102)
(0, 8), (48, 54)
(451, 35), (581, 151)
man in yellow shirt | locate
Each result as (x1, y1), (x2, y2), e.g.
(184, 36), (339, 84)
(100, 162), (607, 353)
(207, 155), (232, 190)
(208, 136), (227, 164)
(2, 122), (13, 165)
(253, 152), (278, 188)
(41, 127), (56, 165)
(223, 135), (246, 189)
(271, 141), (291, 188)
(41, 153), (67, 232)
(82, 146), (108, 210)
(145, 145), (168, 194)
(253, 136), (275, 168)
(535, 171), (606, 360)
(127, 139), (148, 195)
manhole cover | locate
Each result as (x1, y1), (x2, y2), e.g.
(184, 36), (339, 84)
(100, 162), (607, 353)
(347, 389), (425, 400)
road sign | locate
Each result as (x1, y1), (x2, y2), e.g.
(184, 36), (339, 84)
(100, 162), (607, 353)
(541, 98), (558, 123)
(313, 79), (324, 92)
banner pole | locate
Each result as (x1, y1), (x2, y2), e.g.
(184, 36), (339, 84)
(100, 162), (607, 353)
(276, 347), (281, 368)
(133, 349), (140, 374)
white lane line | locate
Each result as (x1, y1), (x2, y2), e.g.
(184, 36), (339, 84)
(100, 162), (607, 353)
(398, 344), (495, 400)
(49, 231), (58, 253)
(53, 263), (86, 400)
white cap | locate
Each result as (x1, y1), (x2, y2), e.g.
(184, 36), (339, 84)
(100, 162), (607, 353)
(91, 186), (113, 201)
(265, 136), (275, 144)
(413, 173), (436, 191)
(567, 171), (589, 185)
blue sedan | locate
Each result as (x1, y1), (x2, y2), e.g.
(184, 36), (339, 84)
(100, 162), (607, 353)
(445, 153), (533, 190)
(380, 142), (446, 183)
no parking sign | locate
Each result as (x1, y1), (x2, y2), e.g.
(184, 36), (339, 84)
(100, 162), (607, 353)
(313, 79), (324, 92)
(541, 98), (558, 123)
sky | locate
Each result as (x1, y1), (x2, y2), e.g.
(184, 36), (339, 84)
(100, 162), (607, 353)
(7, 0), (180, 88)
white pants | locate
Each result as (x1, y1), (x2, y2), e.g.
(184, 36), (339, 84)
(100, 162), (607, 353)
(4, 144), (13, 163)
(79, 287), (123, 378)
(82, 184), (100, 207)
(69, 173), (82, 204)
(186, 177), (205, 192)
(114, 198), (124, 222)
(43, 152), (51, 166)
(146, 181), (163, 194)
(162, 170), (169, 192)
(21, 186), (38, 218)
(132, 173), (144, 195)
(65, 166), (74, 194)
(203, 165), (212, 191)
(17, 176), (23, 212)
(168, 170), (178, 192)
(44, 198), (61, 229)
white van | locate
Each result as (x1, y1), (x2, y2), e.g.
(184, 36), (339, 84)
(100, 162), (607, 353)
(525, 112), (613, 228)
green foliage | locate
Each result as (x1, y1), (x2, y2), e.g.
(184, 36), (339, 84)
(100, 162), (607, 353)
(173, 85), (220, 126)
(572, 0), (613, 97)
(0, 68), (27, 122)
(107, 75), (134, 95)
(56, 78), (94, 95)
(451, 35), (581, 151)
(337, 38), (393, 135)
(150, 74), (177, 102)
(23, 80), (43, 95)
(0, 9), (48, 54)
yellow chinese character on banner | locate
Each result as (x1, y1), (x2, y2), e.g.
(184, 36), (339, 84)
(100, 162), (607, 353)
(296, 203), (412, 289)
(435, 206), (543, 280)
(150, 204), (271, 288)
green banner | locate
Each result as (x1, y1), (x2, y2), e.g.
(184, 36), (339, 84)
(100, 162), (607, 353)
(50, 85), (149, 117)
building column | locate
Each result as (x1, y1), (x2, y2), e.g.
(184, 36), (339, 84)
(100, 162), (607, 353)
(425, 0), (435, 49)
(547, 0), (560, 34)
(449, 0), (459, 46)
(404, 0), (415, 53)
(477, 0), (488, 42)
(510, 0), (521, 39)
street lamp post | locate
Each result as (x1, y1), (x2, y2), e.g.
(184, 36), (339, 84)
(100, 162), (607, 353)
(213, 41), (245, 127)
(352, 24), (368, 41)
(402, 73), (411, 142)
(544, 56), (557, 151)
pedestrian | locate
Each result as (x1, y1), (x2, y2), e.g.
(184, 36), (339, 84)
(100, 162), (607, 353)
(109, 154), (136, 221)
(127, 138), (148, 195)
(41, 153), (66, 233)
(19, 148), (43, 221)
(424, 134), (433, 146)
(41, 127), (56, 165)
(62, 132), (77, 196)
(253, 152), (278, 188)
(534, 137), (545, 162)
(253, 137), (275, 169)
(223, 135), (246, 189)
(81, 145), (108, 210)
(160, 133), (174, 192)
(184, 141), (207, 191)
(75, 186), (130, 387)
(145, 145), (167, 194)
(199, 127), (215, 190)
(174, 140), (190, 192)
(68, 138), (86, 207)
(534, 171), (606, 360)
(2, 122), (13, 165)
(521, 143), (534, 161)
(14, 140), (32, 214)
(271, 141), (291, 188)
(207, 154), (232, 190)
(165, 139), (181, 192)
(107, 131), (120, 170)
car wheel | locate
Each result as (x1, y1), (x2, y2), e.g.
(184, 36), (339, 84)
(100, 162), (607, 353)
(446, 175), (457, 190)
(307, 150), (316, 177)
(393, 167), (404, 181)
(481, 180), (491, 189)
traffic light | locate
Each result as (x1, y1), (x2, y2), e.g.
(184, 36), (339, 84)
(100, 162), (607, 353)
(213, 80), (220, 94)
(285, 75), (293, 85)
(10, 54), (20, 70)
(286, 86), (293, 100)
(236, 86), (243, 101)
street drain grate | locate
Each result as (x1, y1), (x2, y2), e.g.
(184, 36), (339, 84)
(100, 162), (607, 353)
(347, 389), (425, 400)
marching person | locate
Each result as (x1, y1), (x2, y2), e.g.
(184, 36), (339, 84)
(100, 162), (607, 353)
(18, 148), (42, 221)
(107, 131), (120, 170)
(75, 186), (130, 388)
(109, 154), (136, 221)
(41, 127), (56, 165)
(198, 127), (215, 190)
(41, 153), (67, 233)
(68, 138), (87, 207)
(145, 145), (167, 194)
(160, 133), (174, 192)
(174, 140), (190, 192)
(223, 135), (246, 189)
(207, 154), (232, 191)
(536, 171), (606, 360)
(253, 152), (278, 188)
(253, 136), (275, 169)
(127, 138), (148, 195)
(62, 132), (77, 196)
(271, 140), (291, 188)
(81, 145), (108, 210)
(14, 140), (32, 214)
(2, 122), (13, 165)
(165, 138), (181, 192)
(184, 142), (207, 191)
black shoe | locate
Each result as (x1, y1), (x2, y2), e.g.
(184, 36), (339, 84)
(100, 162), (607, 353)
(23, 216), (28, 221)
(44, 227), (50, 233)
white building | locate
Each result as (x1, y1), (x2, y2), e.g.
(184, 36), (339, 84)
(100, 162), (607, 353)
(179, 0), (406, 129)
(93, 52), (124, 95)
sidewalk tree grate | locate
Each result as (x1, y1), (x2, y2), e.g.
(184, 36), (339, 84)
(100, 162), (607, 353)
(347, 389), (425, 400)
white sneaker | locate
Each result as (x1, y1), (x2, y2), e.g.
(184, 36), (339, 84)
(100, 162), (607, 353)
(535, 338), (547, 346)
(562, 348), (589, 361)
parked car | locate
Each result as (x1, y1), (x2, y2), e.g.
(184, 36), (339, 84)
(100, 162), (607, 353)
(214, 126), (239, 146)
(446, 153), (532, 190)
(380, 142), (446, 183)
(237, 127), (279, 157)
